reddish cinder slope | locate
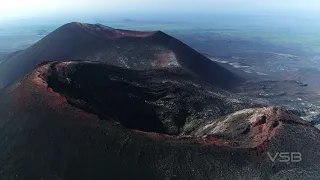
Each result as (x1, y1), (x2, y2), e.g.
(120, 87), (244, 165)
(194, 107), (309, 149)
(0, 61), (319, 180)
(75, 22), (157, 38)
(11, 62), (99, 123)
(0, 22), (242, 90)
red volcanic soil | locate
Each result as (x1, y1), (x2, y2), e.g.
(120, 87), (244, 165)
(135, 106), (287, 150)
(11, 62), (99, 124)
(75, 22), (157, 39)
(193, 107), (308, 149)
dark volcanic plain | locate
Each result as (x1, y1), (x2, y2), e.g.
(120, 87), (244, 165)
(0, 23), (319, 180)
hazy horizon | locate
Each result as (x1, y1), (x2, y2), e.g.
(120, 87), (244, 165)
(1, 0), (320, 24)
(1, 0), (320, 55)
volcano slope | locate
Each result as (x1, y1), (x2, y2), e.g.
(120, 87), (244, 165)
(0, 22), (241, 89)
(0, 61), (319, 180)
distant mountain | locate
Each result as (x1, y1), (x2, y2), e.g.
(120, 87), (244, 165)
(0, 22), (242, 89)
(0, 52), (6, 61)
(123, 18), (136, 22)
(0, 60), (319, 179)
(36, 29), (49, 36)
(0, 50), (22, 63)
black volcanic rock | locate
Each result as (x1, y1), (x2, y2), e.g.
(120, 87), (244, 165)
(44, 61), (251, 135)
(0, 22), (241, 89)
(0, 61), (319, 180)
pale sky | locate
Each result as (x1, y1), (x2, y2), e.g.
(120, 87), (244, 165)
(1, 0), (320, 21)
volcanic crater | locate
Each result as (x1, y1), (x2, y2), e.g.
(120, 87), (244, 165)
(32, 61), (311, 150)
